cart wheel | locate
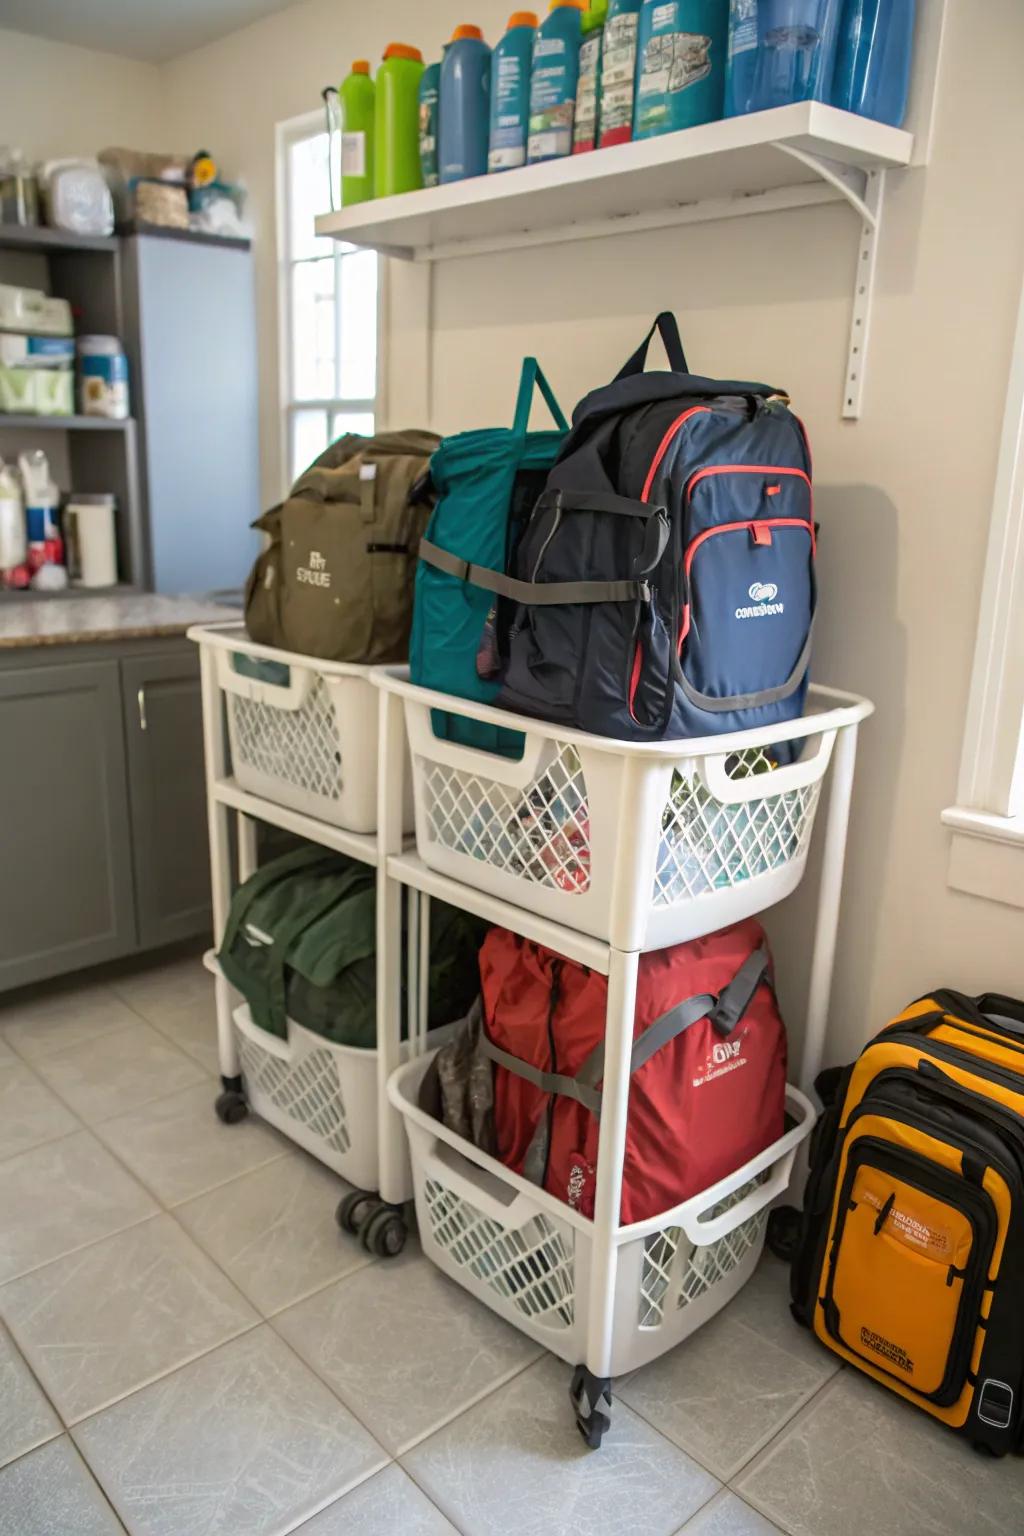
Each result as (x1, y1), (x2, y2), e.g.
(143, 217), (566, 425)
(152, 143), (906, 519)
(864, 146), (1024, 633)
(361, 1206), (407, 1259)
(336, 1190), (376, 1236)
(766, 1205), (801, 1263)
(214, 1089), (248, 1125)
(570, 1365), (612, 1450)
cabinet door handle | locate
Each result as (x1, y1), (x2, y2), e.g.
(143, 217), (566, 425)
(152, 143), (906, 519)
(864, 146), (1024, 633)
(137, 687), (148, 732)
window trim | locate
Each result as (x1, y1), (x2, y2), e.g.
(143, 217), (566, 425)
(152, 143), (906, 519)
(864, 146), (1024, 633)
(274, 108), (385, 498)
(943, 267), (1024, 905)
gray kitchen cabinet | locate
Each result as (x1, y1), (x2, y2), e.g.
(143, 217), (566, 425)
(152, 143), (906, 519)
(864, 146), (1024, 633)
(121, 649), (211, 950)
(0, 658), (137, 991)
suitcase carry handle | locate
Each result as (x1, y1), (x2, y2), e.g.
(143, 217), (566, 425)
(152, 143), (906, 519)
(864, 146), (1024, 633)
(675, 1085), (815, 1246)
(616, 311), (689, 380)
(697, 729), (835, 804)
(217, 648), (316, 711)
(977, 994), (1024, 1035)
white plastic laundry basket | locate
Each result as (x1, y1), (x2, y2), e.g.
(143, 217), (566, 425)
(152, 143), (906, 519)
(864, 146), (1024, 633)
(382, 674), (866, 951)
(233, 1002), (382, 1189)
(389, 1053), (815, 1378)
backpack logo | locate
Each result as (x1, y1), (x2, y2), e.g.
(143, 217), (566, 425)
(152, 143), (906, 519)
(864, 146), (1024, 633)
(712, 1038), (743, 1066)
(736, 581), (784, 620)
(692, 1029), (748, 1087)
(297, 549), (331, 589)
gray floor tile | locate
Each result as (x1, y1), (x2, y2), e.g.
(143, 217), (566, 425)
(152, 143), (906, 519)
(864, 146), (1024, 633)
(276, 1252), (542, 1453)
(724, 1256), (837, 1377)
(143, 994), (221, 1076)
(175, 1152), (369, 1315)
(95, 1081), (289, 1206)
(0, 1436), (125, 1536)
(111, 956), (212, 1028)
(2, 986), (143, 1064)
(736, 1369), (1024, 1536)
(0, 1036), (14, 1062)
(0, 1131), (157, 1284)
(0, 1057), (80, 1162)
(0, 1213), (258, 1423)
(619, 1282), (834, 1480)
(298, 1465), (457, 1534)
(0, 1324), (60, 1470)
(31, 1023), (206, 1125)
(402, 1354), (720, 1536)
(73, 1325), (387, 1536)
(678, 1490), (783, 1536)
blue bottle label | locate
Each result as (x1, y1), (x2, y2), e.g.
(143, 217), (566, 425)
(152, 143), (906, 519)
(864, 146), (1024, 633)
(490, 53), (528, 169)
(728, 0), (758, 58)
(529, 37), (575, 159)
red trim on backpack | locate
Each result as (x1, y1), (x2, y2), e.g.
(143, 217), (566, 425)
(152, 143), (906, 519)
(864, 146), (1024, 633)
(627, 639), (644, 723)
(641, 406), (711, 503)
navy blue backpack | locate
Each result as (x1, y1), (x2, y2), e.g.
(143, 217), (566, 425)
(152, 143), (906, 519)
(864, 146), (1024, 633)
(498, 314), (815, 746)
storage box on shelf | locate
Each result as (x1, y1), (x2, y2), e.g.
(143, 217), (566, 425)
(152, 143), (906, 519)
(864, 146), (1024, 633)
(385, 670), (866, 951)
(391, 1052), (815, 1376)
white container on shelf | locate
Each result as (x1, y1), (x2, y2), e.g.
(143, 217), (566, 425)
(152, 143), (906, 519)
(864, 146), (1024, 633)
(64, 493), (117, 587)
(390, 1051), (815, 1377)
(205, 628), (413, 835)
(379, 671), (870, 951)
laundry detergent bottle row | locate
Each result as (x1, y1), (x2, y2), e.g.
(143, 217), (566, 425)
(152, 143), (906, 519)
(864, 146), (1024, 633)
(528, 0), (586, 164)
(440, 25), (492, 183)
(489, 12), (538, 171)
(634, 0), (729, 139)
(418, 58), (442, 186)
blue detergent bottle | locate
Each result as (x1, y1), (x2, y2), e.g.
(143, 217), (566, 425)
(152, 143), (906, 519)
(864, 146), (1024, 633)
(747, 0), (841, 108)
(724, 0), (759, 115)
(634, 0), (729, 139)
(440, 25), (492, 183)
(528, 0), (587, 163)
(489, 12), (538, 171)
(831, 0), (915, 126)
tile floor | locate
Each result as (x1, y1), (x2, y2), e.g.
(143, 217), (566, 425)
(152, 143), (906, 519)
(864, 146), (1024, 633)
(2, 954), (1024, 1536)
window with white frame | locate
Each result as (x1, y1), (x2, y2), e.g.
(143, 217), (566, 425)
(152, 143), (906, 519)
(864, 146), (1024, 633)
(278, 115), (379, 487)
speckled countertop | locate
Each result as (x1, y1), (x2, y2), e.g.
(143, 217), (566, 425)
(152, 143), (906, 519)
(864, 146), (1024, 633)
(0, 592), (239, 649)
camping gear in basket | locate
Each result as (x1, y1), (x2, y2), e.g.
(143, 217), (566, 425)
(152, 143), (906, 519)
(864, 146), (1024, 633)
(499, 312), (815, 752)
(410, 356), (567, 754)
(790, 987), (1024, 1457)
(425, 917), (787, 1224)
(244, 428), (438, 664)
(217, 845), (485, 1047)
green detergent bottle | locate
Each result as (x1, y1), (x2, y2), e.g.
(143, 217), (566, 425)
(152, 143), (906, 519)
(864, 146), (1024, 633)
(339, 60), (374, 205)
(375, 42), (425, 197)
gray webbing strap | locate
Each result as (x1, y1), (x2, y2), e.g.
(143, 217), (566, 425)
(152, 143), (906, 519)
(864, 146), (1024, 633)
(535, 488), (667, 520)
(484, 948), (771, 1117)
(419, 540), (645, 606)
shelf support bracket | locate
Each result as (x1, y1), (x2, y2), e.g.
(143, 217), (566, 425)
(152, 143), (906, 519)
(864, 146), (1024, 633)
(773, 145), (886, 420)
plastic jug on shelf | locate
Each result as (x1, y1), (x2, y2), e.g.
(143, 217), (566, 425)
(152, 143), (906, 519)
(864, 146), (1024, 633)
(528, 0), (587, 163)
(634, 0), (729, 139)
(339, 60), (375, 205)
(489, 12), (538, 171)
(573, 1), (608, 153)
(831, 0), (915, 127)
(747, 0), (841, 109)
(375, 43), (425, 197)
(440, 25), (492, 183)
(724, 0), (759, 115)
(598, 0), (642, 145)
(419, 60), (442, 187)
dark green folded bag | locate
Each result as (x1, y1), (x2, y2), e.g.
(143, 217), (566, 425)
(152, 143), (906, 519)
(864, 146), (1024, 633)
(217, 845), (484, 1048)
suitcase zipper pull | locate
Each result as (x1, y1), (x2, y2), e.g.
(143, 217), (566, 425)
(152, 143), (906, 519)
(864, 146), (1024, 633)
(873, 1191), (896, 1236)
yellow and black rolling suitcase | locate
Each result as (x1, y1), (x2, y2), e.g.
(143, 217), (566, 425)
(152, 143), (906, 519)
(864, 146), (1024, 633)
(791, 988), (1024, 1456)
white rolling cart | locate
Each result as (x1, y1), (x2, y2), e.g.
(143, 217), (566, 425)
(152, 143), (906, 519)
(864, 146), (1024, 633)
(373, 669), (873, 1446)
(188, 622), (423, 1258)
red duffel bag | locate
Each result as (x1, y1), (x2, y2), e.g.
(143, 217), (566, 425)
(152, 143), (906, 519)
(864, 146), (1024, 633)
(478, 918), (787, 1225)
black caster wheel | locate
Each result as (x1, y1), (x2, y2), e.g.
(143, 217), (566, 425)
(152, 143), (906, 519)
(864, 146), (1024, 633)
(570, 1365), (612, 1450)
(766, 1205), (801, 1263)
(337, 1189), (376, 1236)
(361, 1206), (407, 1259)
(215, 1089), (248, 1125)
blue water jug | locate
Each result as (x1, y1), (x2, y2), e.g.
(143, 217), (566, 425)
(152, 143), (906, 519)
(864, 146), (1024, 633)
(634, 0), (728, 139)
(440, 25), (492, 183)
(831, 0), (915, 127)
(725, 0), (759, 115)
(489, 12), (538, 171)
(748, 0), (841, 109)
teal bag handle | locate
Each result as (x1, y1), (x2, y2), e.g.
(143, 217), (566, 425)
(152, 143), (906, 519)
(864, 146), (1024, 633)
(513, 357), (569, 437)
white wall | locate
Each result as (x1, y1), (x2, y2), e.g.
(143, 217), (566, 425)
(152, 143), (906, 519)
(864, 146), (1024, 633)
(7, 1), (1024, 1064)
(0, 28), (168, 161)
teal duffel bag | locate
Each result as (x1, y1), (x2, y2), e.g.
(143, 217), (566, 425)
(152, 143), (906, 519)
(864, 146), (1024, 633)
(217, 845), (485, 1048)
(410, 357), (568, 755)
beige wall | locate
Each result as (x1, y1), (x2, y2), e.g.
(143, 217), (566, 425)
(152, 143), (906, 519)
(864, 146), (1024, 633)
(6, 1), (1024, 1064)
(0, 28), (168, 161)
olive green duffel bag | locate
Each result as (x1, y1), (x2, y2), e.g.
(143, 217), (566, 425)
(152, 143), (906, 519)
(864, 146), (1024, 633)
(245, 428), (439, 663)
(217, 845), (485, 1049)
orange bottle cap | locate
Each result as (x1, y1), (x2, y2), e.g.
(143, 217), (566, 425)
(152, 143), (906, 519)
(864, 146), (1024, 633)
(351, 59), (370, 74)
(551, 0), (586, 9)
(383, 42), (423, 62)
(508, 10), (539, 26)
(451, 23), (484, 40)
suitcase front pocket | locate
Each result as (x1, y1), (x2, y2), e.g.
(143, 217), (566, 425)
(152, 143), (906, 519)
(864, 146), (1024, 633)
(822, 1138), (996, 1405)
